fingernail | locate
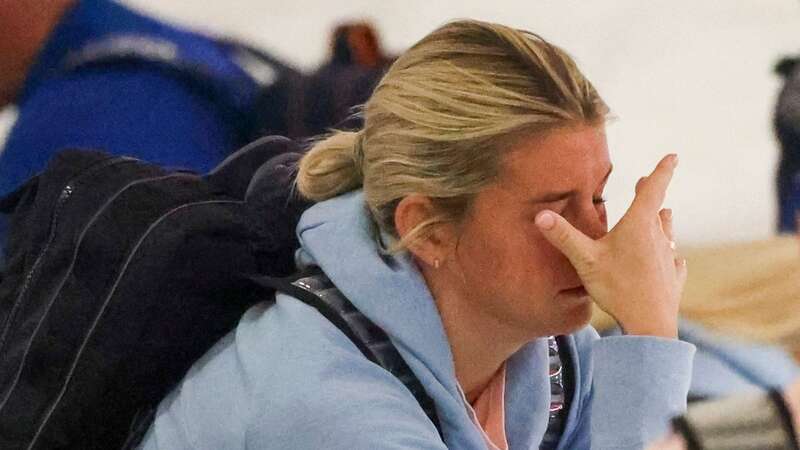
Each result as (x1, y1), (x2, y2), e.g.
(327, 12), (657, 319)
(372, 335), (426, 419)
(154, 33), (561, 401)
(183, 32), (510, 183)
(535, 211), (555, 230)
(670, 153), (679, 167)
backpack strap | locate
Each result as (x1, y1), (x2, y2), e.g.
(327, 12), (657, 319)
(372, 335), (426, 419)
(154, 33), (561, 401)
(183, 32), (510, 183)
(539, 335), (574, 450)
(250, 271), (442, 436)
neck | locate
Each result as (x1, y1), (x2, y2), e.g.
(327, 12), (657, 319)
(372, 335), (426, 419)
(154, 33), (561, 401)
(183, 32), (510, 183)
(0, 0), (76, 106)
(422, 264), (529, 404)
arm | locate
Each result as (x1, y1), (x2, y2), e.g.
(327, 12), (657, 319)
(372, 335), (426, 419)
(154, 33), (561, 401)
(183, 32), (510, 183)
(559, 328), (694, 450)
(590, 336), (694, 449)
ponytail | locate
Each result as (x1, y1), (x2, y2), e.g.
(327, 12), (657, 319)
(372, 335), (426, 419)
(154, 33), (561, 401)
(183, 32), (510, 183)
(296, 131), (364, 202)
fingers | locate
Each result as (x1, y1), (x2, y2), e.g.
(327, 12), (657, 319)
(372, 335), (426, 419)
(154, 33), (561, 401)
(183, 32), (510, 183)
(662, 208), (684, 283)
(659, 208), (674, 242)
(675, 257), (688, 289)
(659, 207), (686, 303)
(632, 154), (678, 214)
(635, 177), (646, 195)
(535, 210), (596, 269)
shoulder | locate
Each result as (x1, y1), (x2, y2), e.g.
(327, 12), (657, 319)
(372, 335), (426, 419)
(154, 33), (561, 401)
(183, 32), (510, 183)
(142, 294), (444, 450)
(21, 7), (273, 136)
(49, 0), (266, 99)
(27, 0), (265, 107)
(2, 69), (231, 182)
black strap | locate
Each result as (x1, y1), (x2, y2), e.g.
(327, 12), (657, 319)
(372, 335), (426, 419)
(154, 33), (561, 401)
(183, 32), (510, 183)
(687, 393), (709, 404)
(769, 389), (800, 450)
(555, 335), (574, 418)
(672, 390), (800, 450)
(250, 274), (381, 366)
(249, 272), (443, 436)
(671, 415), (703, 450)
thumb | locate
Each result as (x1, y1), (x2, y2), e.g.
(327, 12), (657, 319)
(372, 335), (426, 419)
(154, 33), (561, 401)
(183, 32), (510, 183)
(535, 210), (597, 269)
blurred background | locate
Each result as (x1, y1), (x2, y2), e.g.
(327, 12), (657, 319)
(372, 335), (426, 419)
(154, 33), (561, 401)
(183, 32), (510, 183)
(2, 0), (799, 245)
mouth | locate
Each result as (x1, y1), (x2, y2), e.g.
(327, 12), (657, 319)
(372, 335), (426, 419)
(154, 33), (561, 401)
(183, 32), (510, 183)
(559, 286), (592, 301)
(559, 285), (591, 300)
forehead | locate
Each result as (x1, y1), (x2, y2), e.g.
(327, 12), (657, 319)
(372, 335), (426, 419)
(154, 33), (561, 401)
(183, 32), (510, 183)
(497, 125), (610, 190)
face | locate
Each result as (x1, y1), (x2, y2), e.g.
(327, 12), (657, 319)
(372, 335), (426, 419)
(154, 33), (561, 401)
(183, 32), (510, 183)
(446, 124), (611, 339)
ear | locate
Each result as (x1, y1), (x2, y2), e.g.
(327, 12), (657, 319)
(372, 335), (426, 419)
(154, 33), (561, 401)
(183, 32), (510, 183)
(394, 194), (456, 268)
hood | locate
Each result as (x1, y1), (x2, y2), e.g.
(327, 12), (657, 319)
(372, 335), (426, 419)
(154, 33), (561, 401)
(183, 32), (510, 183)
(295, 191), (467, 435)
(295, 190), (553, 449)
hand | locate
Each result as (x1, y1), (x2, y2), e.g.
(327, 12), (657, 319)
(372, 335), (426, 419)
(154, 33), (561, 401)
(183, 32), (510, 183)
(535, 154), (686, 338)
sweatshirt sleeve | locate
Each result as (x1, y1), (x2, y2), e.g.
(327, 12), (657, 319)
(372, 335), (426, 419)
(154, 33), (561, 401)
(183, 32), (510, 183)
(589, 336), (695, 450)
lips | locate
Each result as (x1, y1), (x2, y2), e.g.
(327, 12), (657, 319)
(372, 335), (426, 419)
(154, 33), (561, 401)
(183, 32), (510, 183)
(560, 286), (589, 298)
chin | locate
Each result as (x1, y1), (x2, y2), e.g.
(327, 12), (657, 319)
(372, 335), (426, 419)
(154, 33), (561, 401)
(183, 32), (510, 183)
(558, 302), (594, 335)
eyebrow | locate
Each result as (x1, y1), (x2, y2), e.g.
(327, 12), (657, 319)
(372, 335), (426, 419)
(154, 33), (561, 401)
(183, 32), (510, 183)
(528, 164), (614, 204)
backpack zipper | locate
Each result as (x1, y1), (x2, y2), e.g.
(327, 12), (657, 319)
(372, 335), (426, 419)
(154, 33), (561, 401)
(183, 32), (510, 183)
(0, 156), (138, 360)
(28, 198), (240, 449)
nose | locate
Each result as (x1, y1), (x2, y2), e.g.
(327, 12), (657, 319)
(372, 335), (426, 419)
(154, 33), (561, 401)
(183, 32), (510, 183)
(571, 202), (608, 240)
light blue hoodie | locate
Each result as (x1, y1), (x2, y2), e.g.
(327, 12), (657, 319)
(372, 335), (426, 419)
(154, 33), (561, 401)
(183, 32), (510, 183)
(602, 320), (800, 399)
(140, 191), (695, 450)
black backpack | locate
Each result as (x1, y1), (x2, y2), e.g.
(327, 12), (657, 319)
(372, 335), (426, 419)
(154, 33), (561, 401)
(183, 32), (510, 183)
(0, 136), (440, 450)
(0, 136), (305, 449)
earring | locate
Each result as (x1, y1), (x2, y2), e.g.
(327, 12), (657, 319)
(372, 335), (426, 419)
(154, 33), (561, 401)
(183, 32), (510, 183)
(433, 258), (441, 269)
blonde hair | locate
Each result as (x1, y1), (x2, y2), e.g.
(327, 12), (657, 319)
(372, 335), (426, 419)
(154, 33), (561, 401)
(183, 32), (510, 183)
(296, 19), (608, 251)
(592, 236), (800, 353)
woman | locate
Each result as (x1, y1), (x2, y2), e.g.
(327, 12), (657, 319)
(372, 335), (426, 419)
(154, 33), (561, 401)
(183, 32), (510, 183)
(140, 20), (694, 449)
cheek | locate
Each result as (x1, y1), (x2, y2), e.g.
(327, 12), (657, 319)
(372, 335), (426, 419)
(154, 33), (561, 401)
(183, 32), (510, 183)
(526, 225), (580, 284)
(454, 214), (579, 290)
(454, 216), (533, 288)
(456, 222), (511, 277)
(472, 220), (574, 290)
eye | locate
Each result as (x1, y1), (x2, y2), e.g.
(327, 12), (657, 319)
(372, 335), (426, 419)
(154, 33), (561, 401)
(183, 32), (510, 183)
(592, 196), (607, 205)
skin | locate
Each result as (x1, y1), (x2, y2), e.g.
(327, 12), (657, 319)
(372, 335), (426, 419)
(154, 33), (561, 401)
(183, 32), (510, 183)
(395, 123), (685, 402)
(0, 0), (75, 107)
(537, 153), (685, 338)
